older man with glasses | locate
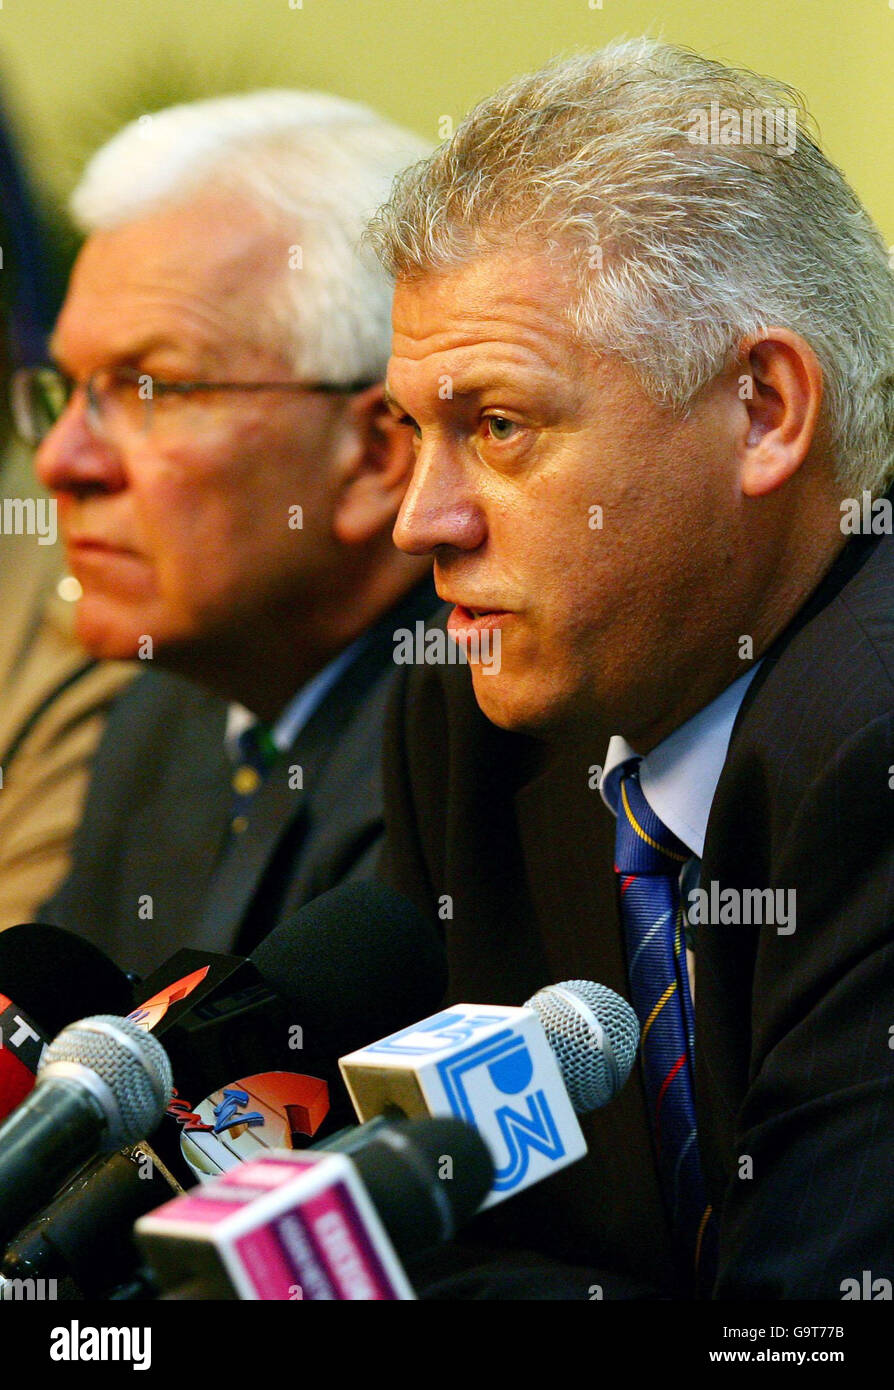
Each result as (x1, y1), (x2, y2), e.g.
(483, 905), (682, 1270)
(23, 90), (436, 977)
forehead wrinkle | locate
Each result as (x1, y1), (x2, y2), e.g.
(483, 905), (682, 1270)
(393, 250), (578, 365)
(391, 318), (570, 375)
(390, 331), (570, 389)
(388, 341), (579, 419)
(54, 301), (228, 375)
(55, 283), (274, 378)
(55, 195), (289, 374)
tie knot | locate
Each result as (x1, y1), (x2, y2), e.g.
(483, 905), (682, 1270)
(236, 722), (278, 777)
(614, 766), (690, 875)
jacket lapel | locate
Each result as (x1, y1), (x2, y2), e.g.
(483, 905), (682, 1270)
(189, 578), (439, 953)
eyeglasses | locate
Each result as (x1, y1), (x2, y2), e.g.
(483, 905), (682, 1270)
(9, 365), (377, 445)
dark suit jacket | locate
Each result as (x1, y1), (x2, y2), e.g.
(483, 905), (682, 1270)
(378, 508), (894, 1299)
(44, 579), (438, 976)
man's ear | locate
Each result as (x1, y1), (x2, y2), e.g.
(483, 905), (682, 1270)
(736, 328), (824, 497)
(331, 383), (417, 546)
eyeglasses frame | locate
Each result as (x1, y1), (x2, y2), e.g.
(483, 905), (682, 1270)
(10, 364), (379, 445)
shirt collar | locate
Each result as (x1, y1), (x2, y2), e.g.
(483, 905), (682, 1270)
(599, 662), (764, 858)
(225, 631), (370, 761)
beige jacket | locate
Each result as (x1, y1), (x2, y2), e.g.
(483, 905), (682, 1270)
(0, 443), (134, 927)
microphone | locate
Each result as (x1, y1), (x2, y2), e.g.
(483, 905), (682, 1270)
(134, 881), (448, 1180)
(122, 880), (447, 1112)
(250, 881), (448, 1057)
(136, 1116), (494, 1300)
(0, 1014), (172, 1249)
(138, 976), (635, 1302)
(339, 979), (640, 1208)
(164, 882), (449, 1175)
(0, 924), (134, 1122)
(1, 884), (447, 1294)
(0, 1145), (180, 1298)
(526, 981), (641, 1113)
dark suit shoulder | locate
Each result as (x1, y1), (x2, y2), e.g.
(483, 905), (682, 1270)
(104, 666), (227, 732)
(700, 532), (894, 1298)
(714, 532), (893, 844)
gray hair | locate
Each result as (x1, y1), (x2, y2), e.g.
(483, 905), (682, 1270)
(369, 39), (894, 494)
(72, 90), (431, 383)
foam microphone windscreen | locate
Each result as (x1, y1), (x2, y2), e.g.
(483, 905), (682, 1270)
(0, 924), (135, 1120)
(0, 923), (135, 1029)
(251, 882), (447, 1057)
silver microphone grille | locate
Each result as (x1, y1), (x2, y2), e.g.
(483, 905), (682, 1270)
(39, 1014), (173, 1148)
(524, 980), (640, 1114)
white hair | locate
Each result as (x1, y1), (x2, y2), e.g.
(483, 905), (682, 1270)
(72, 90), (431, 383)
(369, 40), (894, 495)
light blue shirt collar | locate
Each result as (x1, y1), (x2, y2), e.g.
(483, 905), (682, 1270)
(225, 632), (370, 760)
(599, 662), (764, 858)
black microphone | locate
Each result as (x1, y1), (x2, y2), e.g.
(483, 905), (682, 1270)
(250, 880), (448, 1056)
(0, 923), (135, 1123)
(1, 884), (446, 1294)
(0, 1146), (179, 1298)
(137, 1116), (495, 1300)
(139, 881), (448, 1178)
(354, 1117), (494, 1267)
(122, 880), (447, 1117)
(0, 1014), (172, 1249)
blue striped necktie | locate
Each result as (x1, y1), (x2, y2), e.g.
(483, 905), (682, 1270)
(612, 758), (717, 1291)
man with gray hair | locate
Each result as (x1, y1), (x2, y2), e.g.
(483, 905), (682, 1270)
(19, 91), (436, 975)
(372, 40), (894, 1298)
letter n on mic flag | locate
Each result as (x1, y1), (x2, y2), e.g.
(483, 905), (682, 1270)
(339, 1005), (587, 1206)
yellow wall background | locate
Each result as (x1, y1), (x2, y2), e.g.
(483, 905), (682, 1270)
(0, 0), (891, 242)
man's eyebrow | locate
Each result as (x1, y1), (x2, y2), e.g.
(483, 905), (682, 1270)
(46, 332), (195, 372)
(384, 371), (544, 415)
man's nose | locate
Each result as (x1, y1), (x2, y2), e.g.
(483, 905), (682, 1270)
(35, 400), (127, 495)
(392, 442), (487, 555)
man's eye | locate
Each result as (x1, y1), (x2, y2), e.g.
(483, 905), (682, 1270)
(484, 416), (519, 442)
